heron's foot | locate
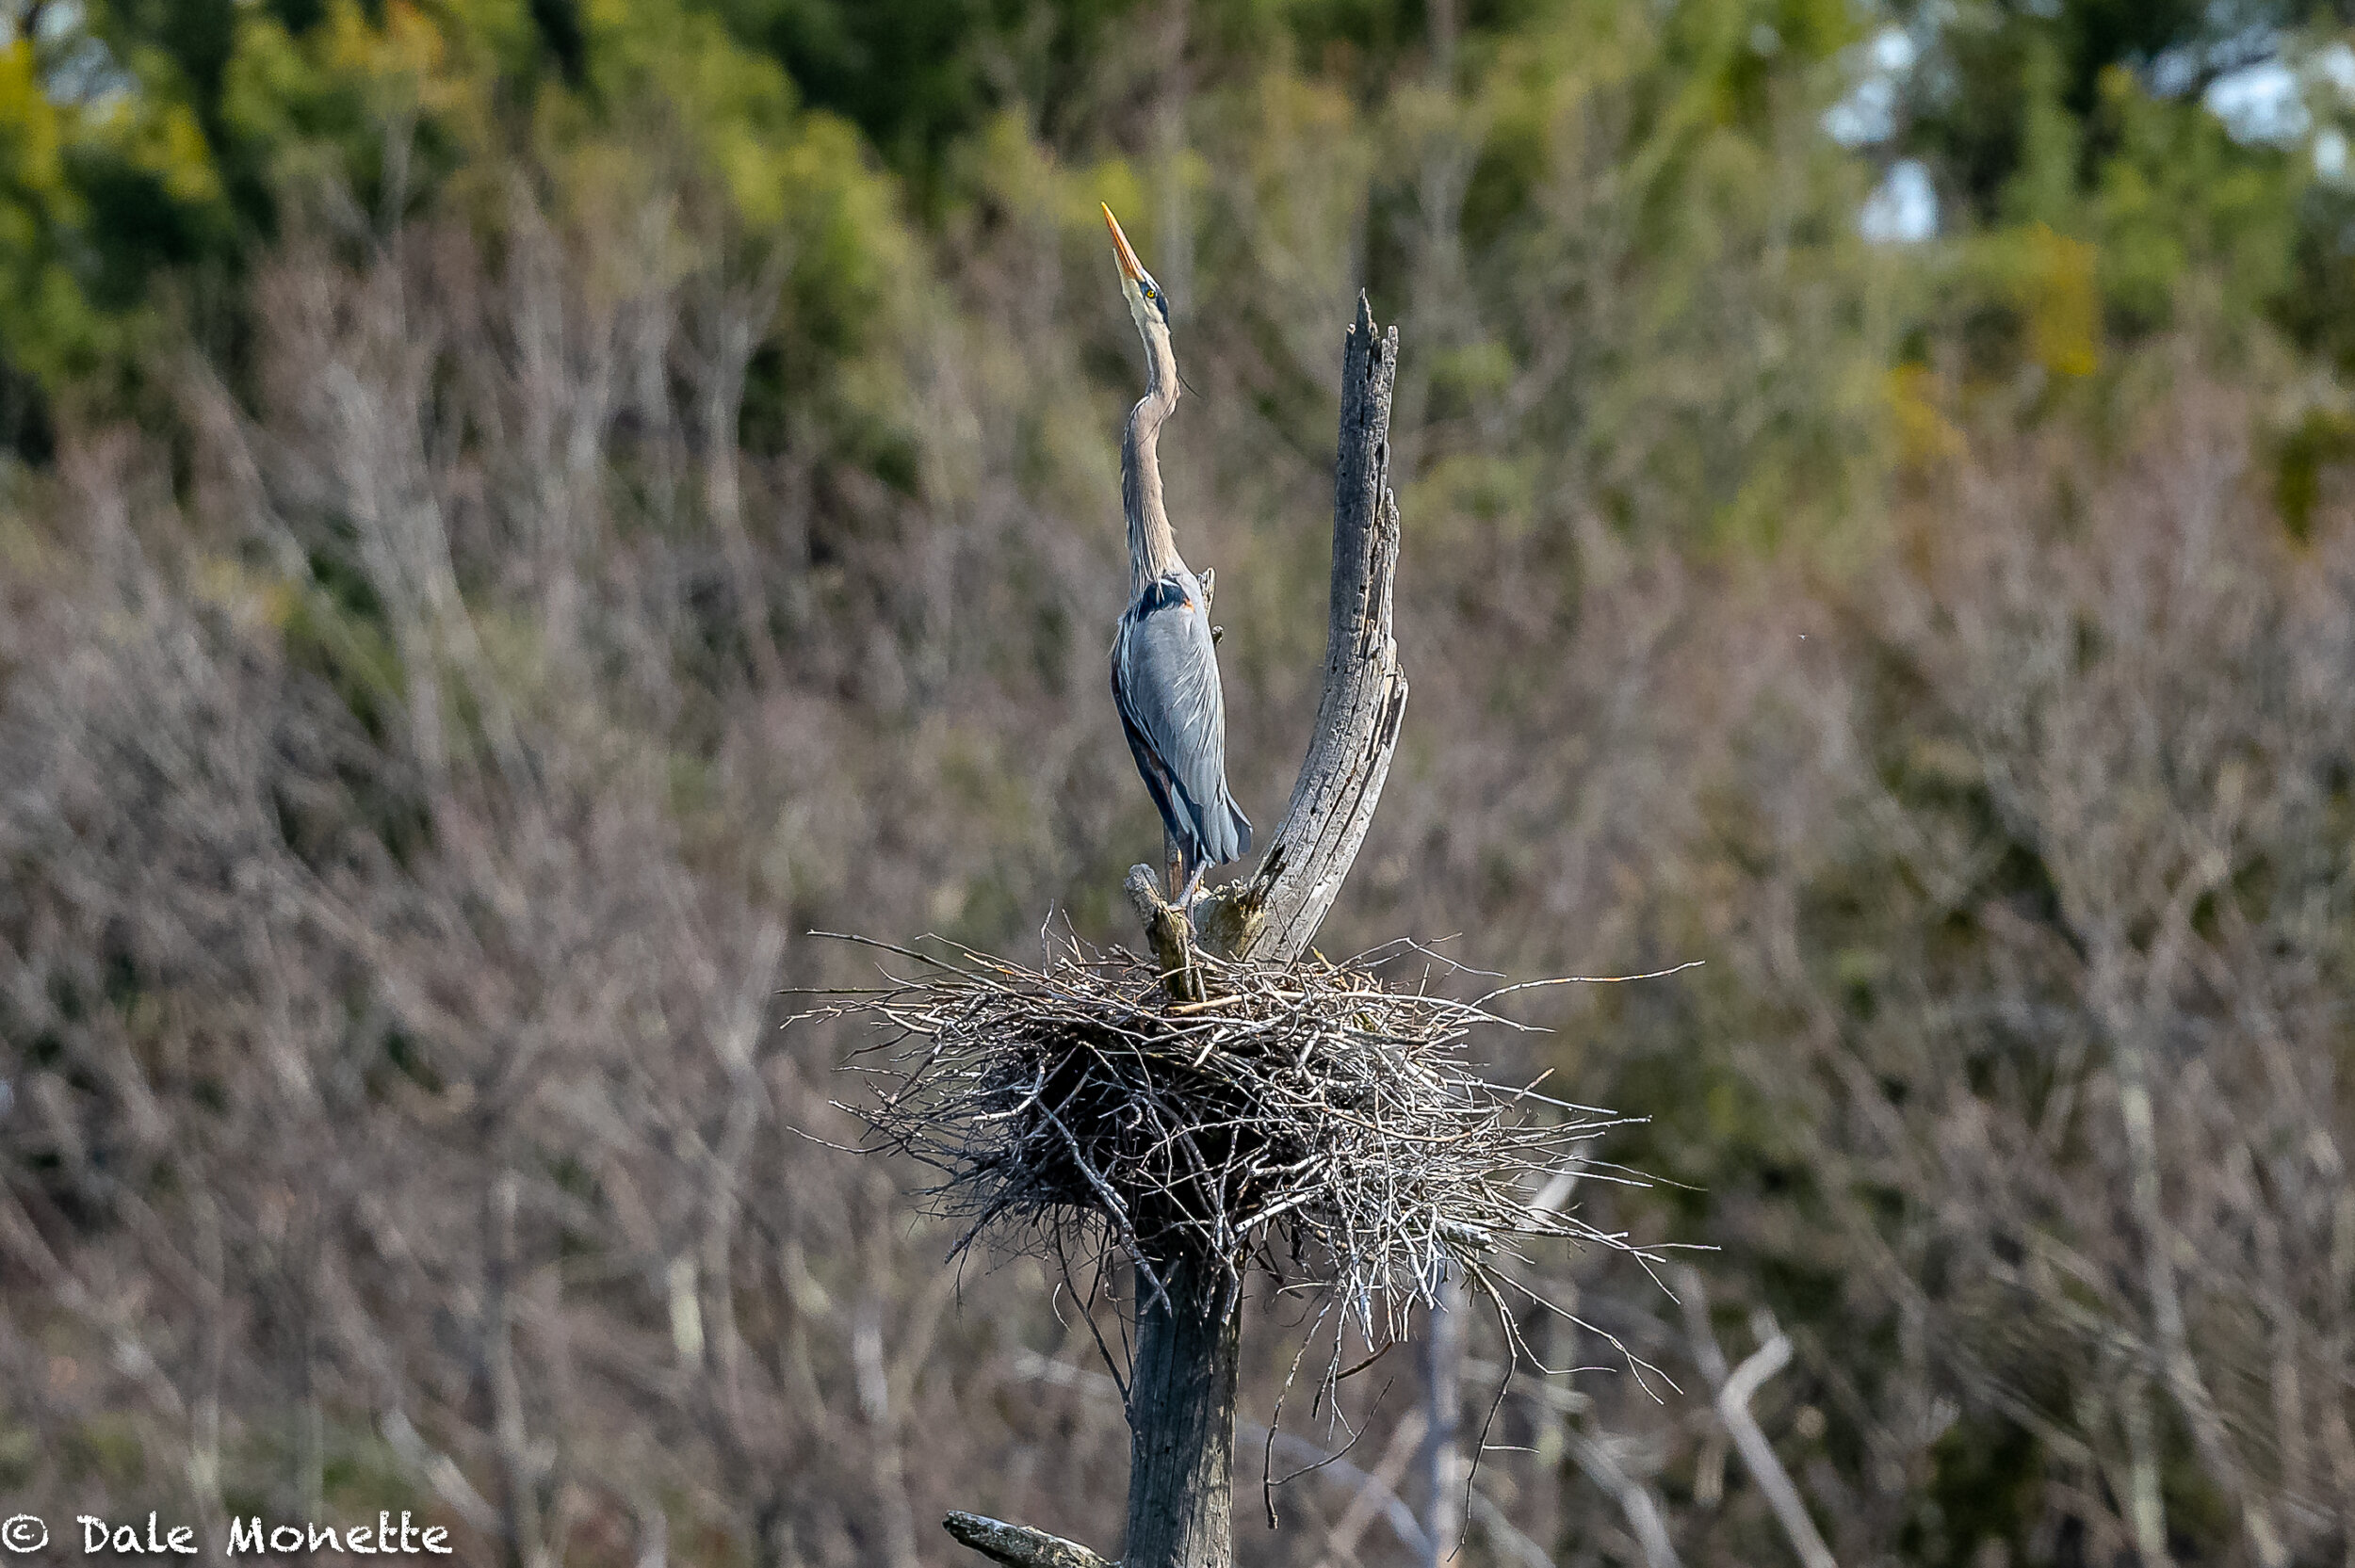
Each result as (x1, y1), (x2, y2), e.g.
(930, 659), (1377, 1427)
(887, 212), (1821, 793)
(1176, 864), (1208, 918)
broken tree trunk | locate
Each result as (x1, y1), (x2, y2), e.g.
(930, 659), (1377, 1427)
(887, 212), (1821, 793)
(1124, 1250), (1245, 1568)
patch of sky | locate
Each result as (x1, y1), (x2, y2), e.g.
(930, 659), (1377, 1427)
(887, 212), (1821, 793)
(2201, 39), (2355, 178)
(1826, 25), (1938, 243)
(2, 0), (136, 107)
(2207, 56), (2308, 141)
(1825, 26), (1919, 149)
(2316, 126), (2349, 178)
(1860, 160), (1939, 244)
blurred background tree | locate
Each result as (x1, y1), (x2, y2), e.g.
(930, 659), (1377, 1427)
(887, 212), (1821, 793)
(4, 0), (2355, 1564)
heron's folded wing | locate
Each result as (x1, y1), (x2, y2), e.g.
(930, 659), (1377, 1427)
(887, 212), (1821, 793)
(1116, 585), (1242, 857)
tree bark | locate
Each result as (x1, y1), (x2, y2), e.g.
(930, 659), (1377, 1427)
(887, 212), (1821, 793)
(1122, 1251), (1242, 1568)
(1192, 291), (1407, 965)
(1126, 865), (1204, 1004)
(944, 1512), (1117, 1568)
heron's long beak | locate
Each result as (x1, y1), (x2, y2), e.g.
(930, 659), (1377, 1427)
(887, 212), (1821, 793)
(1102, 203), (1146, 284)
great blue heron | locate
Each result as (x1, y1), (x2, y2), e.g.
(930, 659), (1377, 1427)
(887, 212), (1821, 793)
(1102, 203), (1250, 911)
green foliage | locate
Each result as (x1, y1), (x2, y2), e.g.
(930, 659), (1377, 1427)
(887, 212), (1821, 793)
(1877, 0), (2355, 398)
(692, 0), (1148, 197)
(2087, 65), (2303, 333)
(0, 27), (232, 410)
(219, 1), (495, 221)
(1892, 0), (2323, 210)
(0, 0), (922, 454)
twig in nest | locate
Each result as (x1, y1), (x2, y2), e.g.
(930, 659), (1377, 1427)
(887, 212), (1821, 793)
(801, 931), (1655, 1349)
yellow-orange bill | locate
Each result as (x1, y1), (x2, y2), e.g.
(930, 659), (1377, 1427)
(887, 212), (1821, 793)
(1102, 203), (1145, 283)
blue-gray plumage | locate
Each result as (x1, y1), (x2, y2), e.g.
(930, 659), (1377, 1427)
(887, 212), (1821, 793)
(1102, 204), (1250, 909)
(1114, 570), (1248, 874)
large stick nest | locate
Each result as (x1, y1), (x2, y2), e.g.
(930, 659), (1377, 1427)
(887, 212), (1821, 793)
(806, 933), (1647, 1339)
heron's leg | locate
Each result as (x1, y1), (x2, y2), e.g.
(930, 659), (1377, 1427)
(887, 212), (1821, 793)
(1176, 862), (1207, 915)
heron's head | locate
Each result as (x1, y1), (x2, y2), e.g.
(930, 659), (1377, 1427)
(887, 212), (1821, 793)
(1102, 203), (1171, 336)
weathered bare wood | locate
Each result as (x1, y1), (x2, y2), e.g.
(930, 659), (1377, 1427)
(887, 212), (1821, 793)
(1124, 866), (1203, 1003)
(1122, 1252), (1242, 1568)
(943, 1512), (1117, 1568)
(1195, 292), (1406, 964)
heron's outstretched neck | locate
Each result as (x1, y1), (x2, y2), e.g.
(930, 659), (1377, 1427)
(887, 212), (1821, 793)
(1122, 321), (1183, 596)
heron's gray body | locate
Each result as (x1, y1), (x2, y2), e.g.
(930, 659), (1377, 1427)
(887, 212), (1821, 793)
(1113, 568), (1251, 875)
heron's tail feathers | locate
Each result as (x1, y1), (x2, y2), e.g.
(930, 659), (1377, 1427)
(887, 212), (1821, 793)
(1197, 792), (1251, 869)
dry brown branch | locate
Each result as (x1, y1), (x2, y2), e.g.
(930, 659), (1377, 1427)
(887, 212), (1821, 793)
(816, 933), (1641, 1342)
